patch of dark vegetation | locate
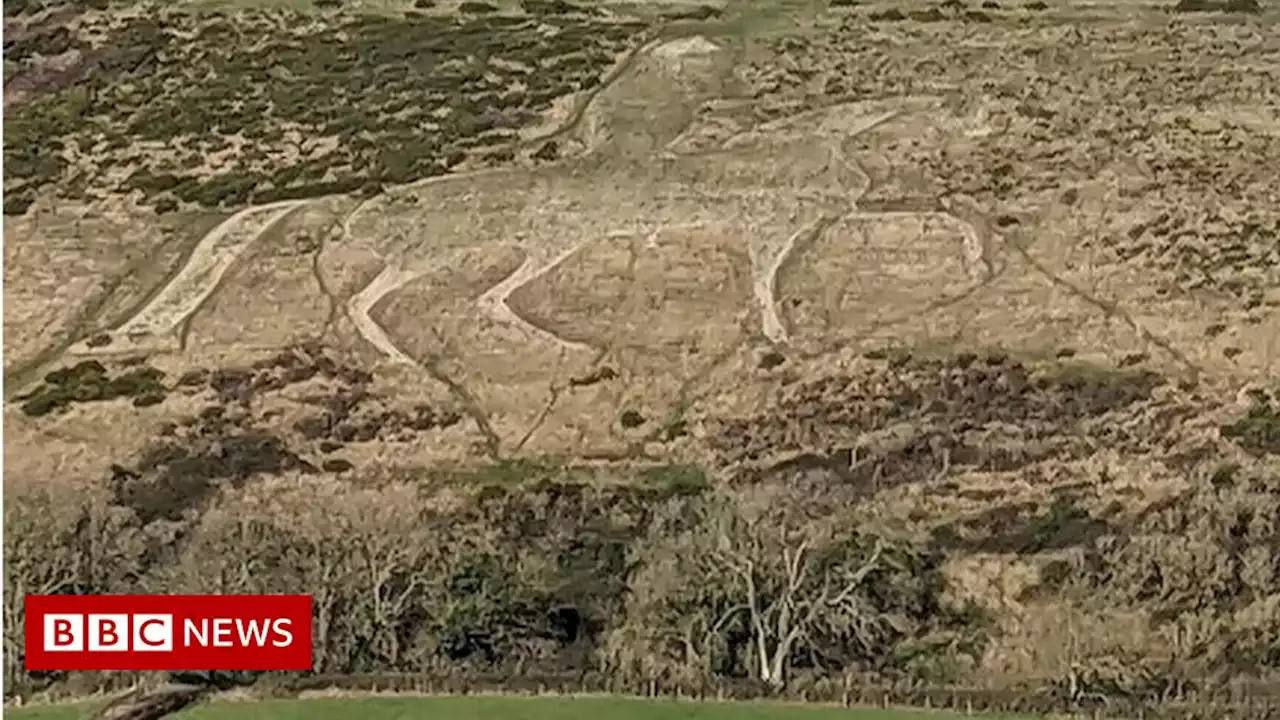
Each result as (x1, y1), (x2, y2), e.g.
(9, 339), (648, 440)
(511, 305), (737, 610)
(167, 338), (463, 450)
(758, 350), (786, 370)
(99, 347), (426, 526)
(1207, 460), (1240, 488)
(5, 25), (84, 63)
(1119, 351), (1149, 367)
(909, 8), (947, 21)
(168, 342), (464, 447)
(175, 368), (209, 388)
(531, 140), (560, 162)
(18, 360), (166, 417)
(293, 399), (463, 445)
(458, 1), (498, 13)
(3, 0), (35, 17)
(660, 4), (724, 21)
(635, 462), (709, 494)
(1172, 0), (1260, 11)
(453, 456), (582, 488)
(867, 8), (907, 21)
(3, 7), (649, 213)
(115, 427), (313, 525)
(656, 417), (689, 442)
(933, 497), (1114, 554)
(322, 458), (355, 473)
(521, 0), (597, 14)
(1040, 360), (1163, 412)
(1220, 388), (1280, 456)
(619, 409), (646, 429)
(450, 458), (708, 498)
(709, 353), (1175, 495)
(85, 332), (113, 348)
(1034, 558), (1073, 595)
(569, 366), (618, 388)
(3, 2), (107, 114)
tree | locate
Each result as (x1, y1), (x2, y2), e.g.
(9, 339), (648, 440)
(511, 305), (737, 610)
(4, 480), (148, 694)
(163, 478), (456, 674)
(4, 487), (81, 691)
(611, 486), (895, 690)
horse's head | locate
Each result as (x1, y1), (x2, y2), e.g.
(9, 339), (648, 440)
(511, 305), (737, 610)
(580, 35), (736, 163)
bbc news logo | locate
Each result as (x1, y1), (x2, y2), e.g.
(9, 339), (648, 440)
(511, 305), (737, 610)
(25, 595), (312, 671)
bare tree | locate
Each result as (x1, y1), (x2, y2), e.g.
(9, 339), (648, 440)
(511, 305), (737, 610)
(711, 509), (884, 687)
(615, 488), (888, 690)
(162, 487), (356, 671)
(4, 488), (81, 690)
(166, 478), (477, 674)
(4, 481), (145, 692)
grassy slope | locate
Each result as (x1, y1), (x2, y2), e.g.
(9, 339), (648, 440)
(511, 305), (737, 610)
(9, 696), (1033, 720)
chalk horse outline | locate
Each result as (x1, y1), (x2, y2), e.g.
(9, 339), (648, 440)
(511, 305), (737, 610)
(342, 35), (919, 365)
(70, 36), (981, 363)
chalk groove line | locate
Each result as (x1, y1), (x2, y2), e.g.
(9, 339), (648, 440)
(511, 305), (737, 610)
(68, 200), (306, 356)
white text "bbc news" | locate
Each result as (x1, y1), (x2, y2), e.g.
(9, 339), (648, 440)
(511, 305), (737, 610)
(43, 615), (295, 652)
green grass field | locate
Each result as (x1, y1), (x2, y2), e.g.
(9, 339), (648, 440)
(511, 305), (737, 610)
(8, 695), (1033, 720)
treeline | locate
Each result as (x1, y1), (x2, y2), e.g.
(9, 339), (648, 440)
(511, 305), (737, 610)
(4, 466), (980, 697)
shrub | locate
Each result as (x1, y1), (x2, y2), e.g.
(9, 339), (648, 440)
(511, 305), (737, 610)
(1220, 391), (1280, 456)
(18, 361), (166, 416)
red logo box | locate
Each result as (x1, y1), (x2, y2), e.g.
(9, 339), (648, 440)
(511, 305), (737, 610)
(24, 595), (312, 671)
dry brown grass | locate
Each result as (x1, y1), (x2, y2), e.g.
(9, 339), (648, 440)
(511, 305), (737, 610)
(2, 208), (224, 384)
(5, 0), (1280, 705)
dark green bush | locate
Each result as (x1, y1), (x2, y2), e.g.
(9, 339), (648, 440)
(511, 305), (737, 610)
(19, 361), (167, 417)
(1220, 392), (1280, 455)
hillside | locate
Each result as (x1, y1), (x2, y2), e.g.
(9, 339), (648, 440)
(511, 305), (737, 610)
(4, 0), (1280, 717)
